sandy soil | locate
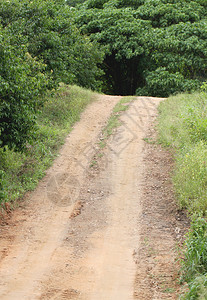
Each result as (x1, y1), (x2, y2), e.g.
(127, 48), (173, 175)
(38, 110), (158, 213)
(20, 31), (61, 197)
(0, 95), (189, 300)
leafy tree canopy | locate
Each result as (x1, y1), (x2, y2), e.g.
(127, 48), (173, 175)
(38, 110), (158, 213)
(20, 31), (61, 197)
(0, 28), (48, 150)
(0, 0), (103, 89)
(0, 0), (103, 150)
(75, 0), (207, 96)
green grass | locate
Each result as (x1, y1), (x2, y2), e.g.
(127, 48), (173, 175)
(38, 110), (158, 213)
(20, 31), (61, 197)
(157, 89), (207, 299)
(158, 91), (207, 215)
(180, 217), (207, 300)
(90, 96), (135, 169)
(100, 96), (135, 146)
(0, 84), (96, 206)
(158, 92), (207, 149)
(173, 142), (207, 215)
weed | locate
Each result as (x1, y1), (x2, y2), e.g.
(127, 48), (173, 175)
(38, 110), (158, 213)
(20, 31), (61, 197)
(163, 287), (175, 293)
(143, 137), (157, 144)
(181, 217), (207, 282)
(90, 160), (97, 168)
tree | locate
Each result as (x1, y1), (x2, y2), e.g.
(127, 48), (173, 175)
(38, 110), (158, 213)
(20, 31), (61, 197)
(0, 0), (103, 90)
(76, 4), (151, 94)
(0, 0), (104, 150)
(75, 0), (207, 96)
(0, 29), (48, 150)
(66, 0), (86, 6)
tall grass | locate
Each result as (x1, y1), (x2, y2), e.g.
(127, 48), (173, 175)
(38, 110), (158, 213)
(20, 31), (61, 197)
(158, 90), (207, 299)
(158, 92), (207, 215)
(180, 217), (207, 300)
(0, 85), (96, 206)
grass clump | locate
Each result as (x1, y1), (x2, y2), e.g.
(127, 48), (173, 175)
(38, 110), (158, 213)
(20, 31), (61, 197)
(101, 96), (135, 145)
(0, 84), (96, 206)
(181, 217), (207, 300)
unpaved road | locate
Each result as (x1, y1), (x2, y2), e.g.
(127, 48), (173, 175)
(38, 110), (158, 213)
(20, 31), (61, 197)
(0, 95), (188, 299)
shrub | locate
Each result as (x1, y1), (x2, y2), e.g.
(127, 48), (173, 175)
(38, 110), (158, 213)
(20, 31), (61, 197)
(136, 68), (200, 97)
(0, 30), (48, 151)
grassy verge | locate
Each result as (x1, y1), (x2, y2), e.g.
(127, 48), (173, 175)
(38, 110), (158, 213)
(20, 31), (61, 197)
(158, 90), (207, 299)
(0, 84), (96, 207)
(158, 92), (207, 215)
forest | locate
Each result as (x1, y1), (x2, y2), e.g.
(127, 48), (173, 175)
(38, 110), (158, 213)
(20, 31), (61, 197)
(0, 0), (206, 151)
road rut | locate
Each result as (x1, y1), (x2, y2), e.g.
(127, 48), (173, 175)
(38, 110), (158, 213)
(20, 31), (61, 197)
(0, 95), (184, 300)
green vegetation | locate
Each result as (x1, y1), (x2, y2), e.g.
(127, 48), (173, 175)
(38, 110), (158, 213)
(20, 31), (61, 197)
(158, 88), (207, 299)
(0, 85), (96, 205)
(1, 0), (206, 151)
(0, 0), (103, 151)
(66, 0), (86, 6)
(0, 29), (49, 151)
(181, 217), (207, 299)
(75, 0), (206, 96)
(100, 96), (134, 148)
(158, 91), (207, 215)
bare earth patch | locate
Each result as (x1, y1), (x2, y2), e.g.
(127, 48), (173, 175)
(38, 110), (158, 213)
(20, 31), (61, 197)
(134, 122), (190, 299)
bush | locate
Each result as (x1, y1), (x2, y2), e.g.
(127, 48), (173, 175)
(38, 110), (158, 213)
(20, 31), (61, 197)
(136, 68), (200, 97)
(0, 30), (48, 150)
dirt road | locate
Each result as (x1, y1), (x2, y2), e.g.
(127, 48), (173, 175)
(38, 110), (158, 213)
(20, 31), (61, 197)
(0, 95), (187, 299)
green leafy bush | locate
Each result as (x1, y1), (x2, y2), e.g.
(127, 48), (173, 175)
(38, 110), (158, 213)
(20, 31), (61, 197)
(0, 30), (48, 150)
(0, 0), (103, 151)
(136, 68), (200, 97)
(0, 0), (103, 90)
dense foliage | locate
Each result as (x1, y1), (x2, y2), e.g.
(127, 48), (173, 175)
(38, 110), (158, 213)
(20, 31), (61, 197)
(0, 0), (103, 89)
(0, 0), (103, 150)
(0, 0), (207, 150)
(0, 29), (49, 150)
(75, 0), (207, 96)
(66, 0), (86, 6)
